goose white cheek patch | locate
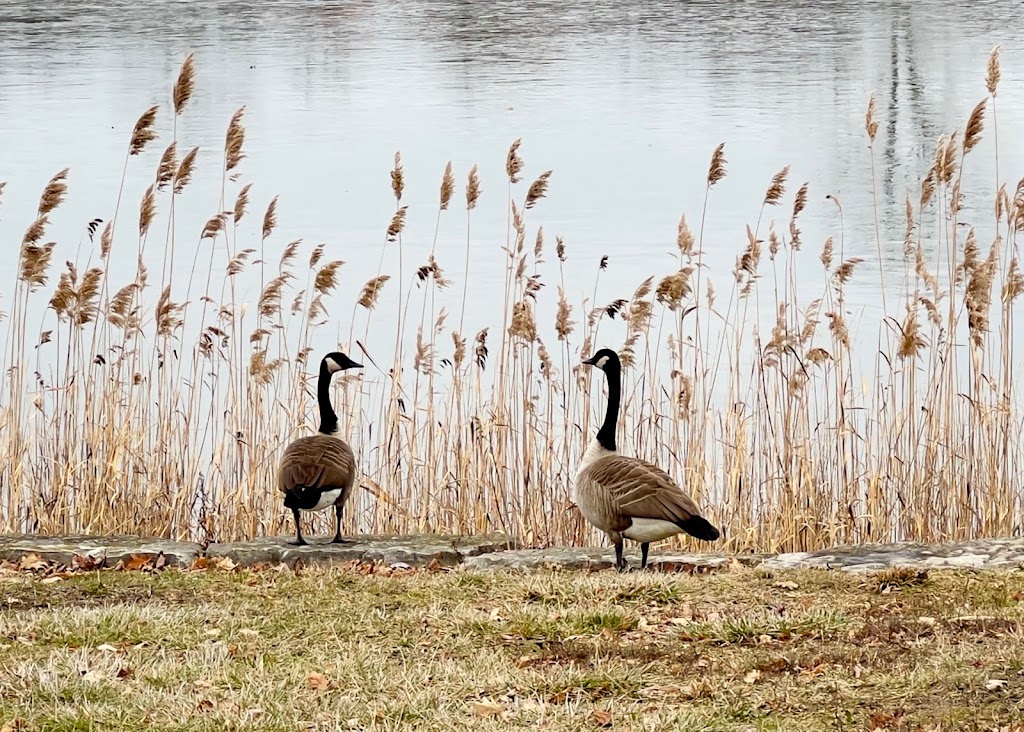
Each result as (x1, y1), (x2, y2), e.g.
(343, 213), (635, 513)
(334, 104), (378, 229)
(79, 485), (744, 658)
(325, 357), (342, 373)
(595, 356), (609, 369)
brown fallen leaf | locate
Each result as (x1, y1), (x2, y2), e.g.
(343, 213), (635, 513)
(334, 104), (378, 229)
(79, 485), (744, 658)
(426, 558), (443, 572)
(471, 700), (504, 717)
(867, 712), (896, 729)
(72, 554), (104, 571)
(1, 718), (25, 732)
(40, 576), (62, 585)
(154, 552), (168, 570)
(591, 709), (613, 727)
(191, 557), (212, 571)
(19, 553), (48, 572)
(119, 554), (154, 572)
(213, 556), (237, 572)
(773, 580), (799, 590)
(307, 671), (331, 691)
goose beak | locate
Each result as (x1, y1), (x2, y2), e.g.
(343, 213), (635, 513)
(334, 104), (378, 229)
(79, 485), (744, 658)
(581, 355), (597, 366)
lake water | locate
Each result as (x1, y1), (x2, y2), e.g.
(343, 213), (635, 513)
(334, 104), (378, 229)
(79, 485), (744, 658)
(1, 0), (1023, 380)
(3, 1), (1024, 545)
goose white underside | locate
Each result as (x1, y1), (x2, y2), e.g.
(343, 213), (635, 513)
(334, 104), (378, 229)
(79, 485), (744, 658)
(305, 488), (343, 512)
(622, 518), (683, 542)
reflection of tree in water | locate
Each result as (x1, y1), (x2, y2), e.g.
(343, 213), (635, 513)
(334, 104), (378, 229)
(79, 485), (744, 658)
(881, 1), (939, 250)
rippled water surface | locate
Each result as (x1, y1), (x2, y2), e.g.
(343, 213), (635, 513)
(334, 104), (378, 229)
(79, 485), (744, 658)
(1, 0), (1023, 358)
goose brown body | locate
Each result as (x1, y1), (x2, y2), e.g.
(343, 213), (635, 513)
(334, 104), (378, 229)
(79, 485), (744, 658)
(575, 348), (720, 571)
(278, 435), (356, 512)
(277, 350), (362, 546)
(574, 453), (718, 544)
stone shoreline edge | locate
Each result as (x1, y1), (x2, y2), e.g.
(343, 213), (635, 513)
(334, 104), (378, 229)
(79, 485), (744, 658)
(2, 533), (1024, 573)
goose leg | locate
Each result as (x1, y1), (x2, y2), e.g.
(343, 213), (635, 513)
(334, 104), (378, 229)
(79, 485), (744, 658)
(331, 502), (347, 544)
(289, 508), (307, 546)
(640, 542), (650, 570)
(614, 540), (627, 573)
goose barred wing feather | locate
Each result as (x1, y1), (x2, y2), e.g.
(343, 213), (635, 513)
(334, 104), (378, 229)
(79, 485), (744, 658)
(277, 435), (356, 494)
(581, 454), (702, 525)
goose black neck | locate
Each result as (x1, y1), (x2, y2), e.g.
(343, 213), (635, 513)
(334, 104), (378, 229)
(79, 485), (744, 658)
(596, 364), (620, 451)
(317, 361), (338, 435)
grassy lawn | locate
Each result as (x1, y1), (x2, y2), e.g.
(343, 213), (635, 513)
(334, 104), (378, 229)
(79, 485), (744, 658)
(1, 558), (1023, 731)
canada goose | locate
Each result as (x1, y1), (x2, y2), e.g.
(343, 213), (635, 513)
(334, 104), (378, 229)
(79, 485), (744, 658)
(278, 350), (363, 546)
(574, 348), (720, 572)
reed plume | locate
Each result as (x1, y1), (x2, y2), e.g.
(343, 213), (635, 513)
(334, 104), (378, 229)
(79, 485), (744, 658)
(707, 143), (726, 186)
(173, 53), (196, 115)
(225, 108), (246, 173)
(130, 106), (159, 156)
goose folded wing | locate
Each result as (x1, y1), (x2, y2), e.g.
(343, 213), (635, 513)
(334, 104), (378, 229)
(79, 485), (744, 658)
(586, 455), (702, 524)
(278, 461), (329, 494)
(278, 440), (354, 493)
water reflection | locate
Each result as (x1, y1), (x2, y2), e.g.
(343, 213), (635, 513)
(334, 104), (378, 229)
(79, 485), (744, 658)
(0, 0), (1021, 347)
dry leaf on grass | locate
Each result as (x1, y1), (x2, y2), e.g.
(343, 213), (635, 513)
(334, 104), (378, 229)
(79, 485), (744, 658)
(471, 700), (505, 717)
(18, 553), (48, 572)
(591, 709), (613, 727)
(985, 678), (1008, 691)
(773, 580), (799, 590)
(743, 669), (761, 684)
(307, 671), (331, 691)
(119, 554), (153, 572)
(71, 553), (104, 571)
(1, 718), (25, 732)
(213, 556), (237, 571)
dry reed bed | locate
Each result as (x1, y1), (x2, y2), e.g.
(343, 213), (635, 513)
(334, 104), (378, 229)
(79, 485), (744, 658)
(0, 49), (1022, 553)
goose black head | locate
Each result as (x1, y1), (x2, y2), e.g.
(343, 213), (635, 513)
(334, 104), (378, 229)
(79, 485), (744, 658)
(582, 348), (620, 373)
(323, 351), (363, 374)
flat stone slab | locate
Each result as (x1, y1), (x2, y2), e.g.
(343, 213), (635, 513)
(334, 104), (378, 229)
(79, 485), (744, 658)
(762, 537), (1024, 573)
(463, 546), (749, 572)
(206, 533), (519, 568)
(0, 534), (200, 568)
(0, 533), (1021, 573)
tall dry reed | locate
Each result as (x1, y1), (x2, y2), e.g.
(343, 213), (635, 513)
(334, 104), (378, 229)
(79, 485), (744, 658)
(0, 48), (1021, 552)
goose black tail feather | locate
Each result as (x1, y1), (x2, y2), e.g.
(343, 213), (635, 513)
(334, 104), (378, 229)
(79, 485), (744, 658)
(677, 515), (721, 542)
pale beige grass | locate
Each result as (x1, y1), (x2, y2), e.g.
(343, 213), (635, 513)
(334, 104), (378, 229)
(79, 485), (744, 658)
(0, 564), (1022, 730)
